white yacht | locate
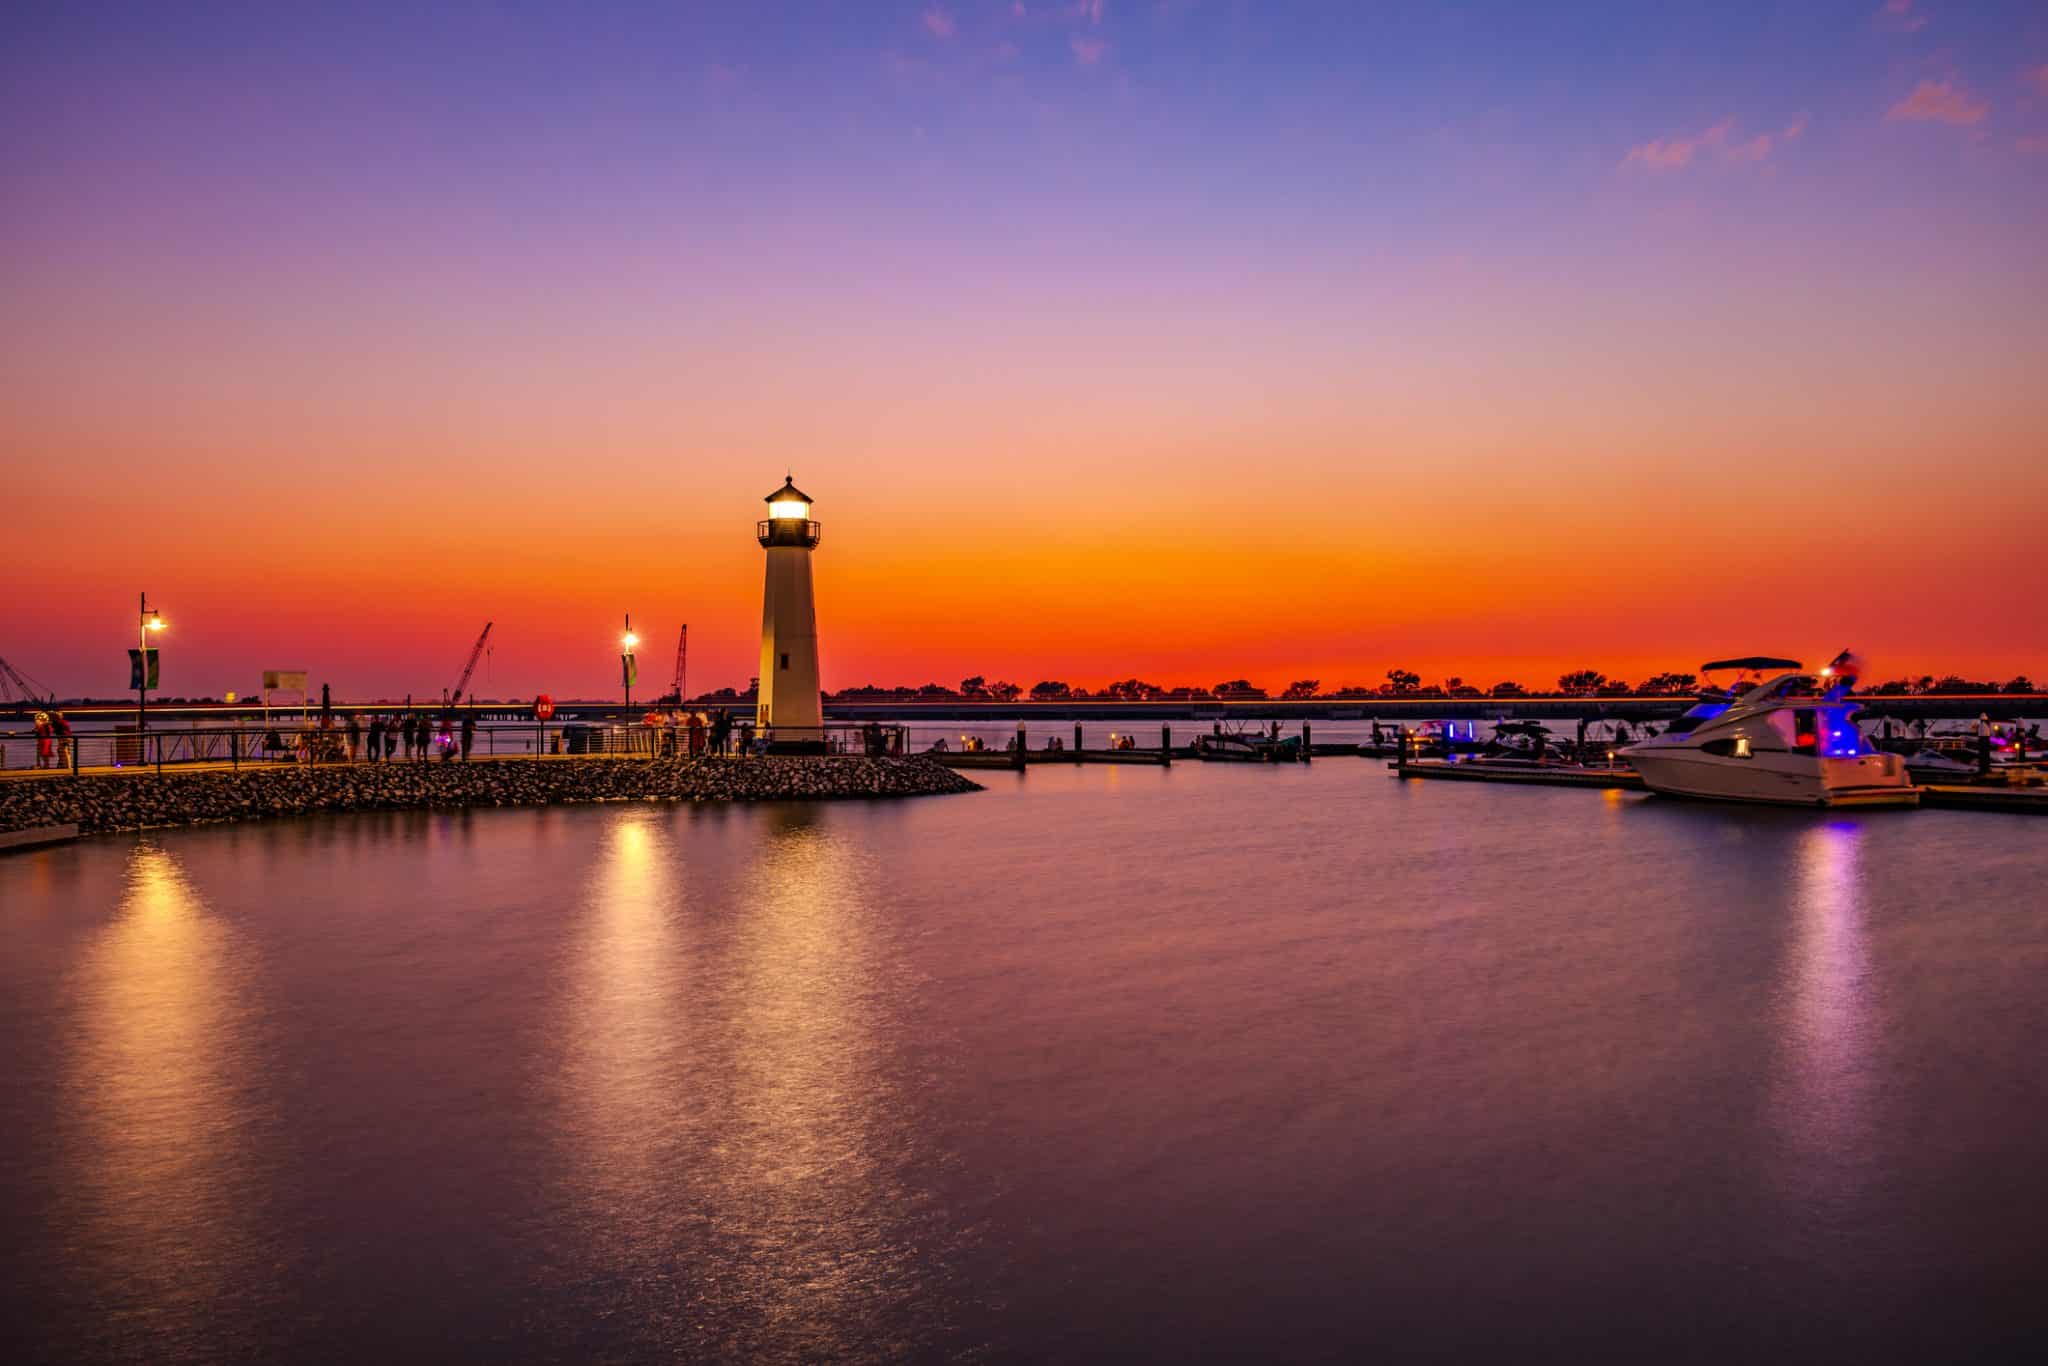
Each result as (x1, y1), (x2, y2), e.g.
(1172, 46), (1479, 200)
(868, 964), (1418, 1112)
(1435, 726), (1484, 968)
(1623, 655), (1918, 808)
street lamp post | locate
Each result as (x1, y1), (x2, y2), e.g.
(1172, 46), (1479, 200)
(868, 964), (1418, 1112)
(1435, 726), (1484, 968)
(621, 614), (639, 717)
(137, 592), (166, 731)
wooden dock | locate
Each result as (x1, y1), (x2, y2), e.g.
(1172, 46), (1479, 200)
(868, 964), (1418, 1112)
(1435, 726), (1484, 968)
(1920, 784), (2048, 814)
(929, 747), (1172, 770)
(1390, 759), (1646, 790)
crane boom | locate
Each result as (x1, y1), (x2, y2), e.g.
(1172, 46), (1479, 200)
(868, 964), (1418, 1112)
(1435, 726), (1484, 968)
(449, 621), (493, 705)
(671, 625), (687, 703)
(0, 655), (55, 707)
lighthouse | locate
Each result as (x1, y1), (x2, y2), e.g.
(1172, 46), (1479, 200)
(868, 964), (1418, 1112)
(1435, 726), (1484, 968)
(756, 476), (824, 746)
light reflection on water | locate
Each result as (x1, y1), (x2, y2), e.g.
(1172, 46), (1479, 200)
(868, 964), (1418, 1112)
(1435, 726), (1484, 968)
(58, 844), (268, 1355)
(544, 806), (939, 1359)
(1776, 820), (1877, 1210)
(3, 766), (2046, 1363)
(714, 811), (912, 1352)
(557, 814), (686, 1231)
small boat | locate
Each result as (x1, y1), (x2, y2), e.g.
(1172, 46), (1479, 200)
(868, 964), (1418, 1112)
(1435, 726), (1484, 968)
(1468, 721), (1560, 763)
(1901, 748), (1980, 782)
(1190, 728), (1304, 763)
(1623, 653), (1917, 807)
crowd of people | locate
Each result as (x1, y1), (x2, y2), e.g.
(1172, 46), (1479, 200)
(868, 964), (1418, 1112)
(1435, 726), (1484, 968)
(9, 708), (902, 771)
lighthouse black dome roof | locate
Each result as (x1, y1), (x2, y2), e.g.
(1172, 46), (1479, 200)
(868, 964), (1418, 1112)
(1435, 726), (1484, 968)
(764, 477), (813, 504)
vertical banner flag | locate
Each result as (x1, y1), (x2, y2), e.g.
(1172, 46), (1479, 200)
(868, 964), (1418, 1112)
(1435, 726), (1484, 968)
(128, 648), (160, 690)
(622, 653), (638, 687)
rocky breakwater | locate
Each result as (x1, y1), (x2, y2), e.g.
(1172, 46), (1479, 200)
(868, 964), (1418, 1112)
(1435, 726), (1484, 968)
(0, 756), (982, 837)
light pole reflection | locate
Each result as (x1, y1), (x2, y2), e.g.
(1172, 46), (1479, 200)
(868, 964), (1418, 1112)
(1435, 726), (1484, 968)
(559, 812), (687, 1215)
(63, 842), (259, 1321)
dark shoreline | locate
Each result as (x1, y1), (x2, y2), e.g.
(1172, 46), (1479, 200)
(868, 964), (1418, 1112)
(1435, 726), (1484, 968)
(16, 694), (2045, 728)
(0, 756), (981, 839)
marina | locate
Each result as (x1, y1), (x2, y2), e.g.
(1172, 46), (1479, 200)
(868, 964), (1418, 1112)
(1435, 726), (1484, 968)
(6, 1), (2045, 1357)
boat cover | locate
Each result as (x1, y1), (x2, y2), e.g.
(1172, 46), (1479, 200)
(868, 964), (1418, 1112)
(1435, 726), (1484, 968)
(1700, 656), (1802, 672)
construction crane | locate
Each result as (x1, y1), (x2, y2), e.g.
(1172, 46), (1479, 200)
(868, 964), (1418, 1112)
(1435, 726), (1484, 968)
(0, 655), (55, 709)
(655, 625), (690, 705)
(445, 621), (494, 708)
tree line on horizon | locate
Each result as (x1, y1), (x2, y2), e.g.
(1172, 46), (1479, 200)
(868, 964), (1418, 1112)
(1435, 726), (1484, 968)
(28, 670), (2039, 709)
(796, 669), (2042, 703)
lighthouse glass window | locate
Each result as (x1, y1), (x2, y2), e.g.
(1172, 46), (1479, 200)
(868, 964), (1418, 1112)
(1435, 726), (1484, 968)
(768, 499), (808, 520)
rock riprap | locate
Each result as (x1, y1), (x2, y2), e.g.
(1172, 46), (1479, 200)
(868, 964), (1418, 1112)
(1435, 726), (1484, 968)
(0, 756), (981, 836)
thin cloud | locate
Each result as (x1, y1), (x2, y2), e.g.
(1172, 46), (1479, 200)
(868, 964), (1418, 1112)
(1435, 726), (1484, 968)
(1623, 118), (1731, 170)
(1875, 0), (1927, 33)
(1886, 79), (1989, 125)
(921, 7), (956, 40)
(1071, 34), (1108, 65)
(1621, 115), (1805, 171)
(1726, 113), (1809, 162)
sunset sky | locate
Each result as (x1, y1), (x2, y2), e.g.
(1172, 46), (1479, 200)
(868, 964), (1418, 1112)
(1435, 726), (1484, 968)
(5, 1), (2045, 700)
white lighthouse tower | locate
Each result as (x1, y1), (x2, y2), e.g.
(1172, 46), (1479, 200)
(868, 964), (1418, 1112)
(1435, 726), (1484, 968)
(756, 476), (824, 747)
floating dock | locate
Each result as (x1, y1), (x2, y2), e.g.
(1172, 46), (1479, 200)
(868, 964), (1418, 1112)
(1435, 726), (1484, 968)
(929, 747), (1172, 770)
(1390, 759), (1646, 790)
(1920, 784), (2048, 814)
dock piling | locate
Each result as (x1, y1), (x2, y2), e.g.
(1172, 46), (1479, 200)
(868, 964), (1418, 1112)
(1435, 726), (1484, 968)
(1302, 721), (1312, 763)
(1162, 724), (1171, 766)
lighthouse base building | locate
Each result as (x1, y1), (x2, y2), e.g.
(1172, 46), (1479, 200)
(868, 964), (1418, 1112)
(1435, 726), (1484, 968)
(756, 477), (825, 750)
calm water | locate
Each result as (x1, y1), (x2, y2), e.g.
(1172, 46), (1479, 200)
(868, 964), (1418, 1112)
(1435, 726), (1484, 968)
(4, 764), (2046, 1363)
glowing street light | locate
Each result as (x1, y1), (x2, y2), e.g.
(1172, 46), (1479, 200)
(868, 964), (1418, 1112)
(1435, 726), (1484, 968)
(620, 613), (638, 714)
(136, 592), (167, 731)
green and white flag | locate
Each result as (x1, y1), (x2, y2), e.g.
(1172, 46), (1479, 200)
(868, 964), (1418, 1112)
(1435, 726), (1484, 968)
(128, 648), (160, 691)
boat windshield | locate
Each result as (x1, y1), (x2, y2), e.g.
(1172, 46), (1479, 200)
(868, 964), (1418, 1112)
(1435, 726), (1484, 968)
(1663, 701), (1729, 735)
(1735, 673), (1820, 707)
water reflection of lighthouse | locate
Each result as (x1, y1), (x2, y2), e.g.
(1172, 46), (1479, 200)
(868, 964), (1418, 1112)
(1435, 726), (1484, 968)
(756, 477), (824, 749)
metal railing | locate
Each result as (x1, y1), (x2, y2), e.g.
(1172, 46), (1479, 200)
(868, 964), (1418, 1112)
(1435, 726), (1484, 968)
(756, 519), (823, 548)
(0, 720), (907, 775)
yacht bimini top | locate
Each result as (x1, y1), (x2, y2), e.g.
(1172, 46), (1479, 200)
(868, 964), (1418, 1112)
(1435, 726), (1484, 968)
(1700, 656), (1802, 673)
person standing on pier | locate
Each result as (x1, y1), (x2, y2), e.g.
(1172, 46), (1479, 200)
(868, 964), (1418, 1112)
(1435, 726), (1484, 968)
(52, 712), (72, 769)
(400, 712), (416, 760)
(33, 712), (52, 769)
(460, 713), (476, 761)
(710, 709), (732, 757)
(345, 712), (361, 763)
(368, 714), (385, 763)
